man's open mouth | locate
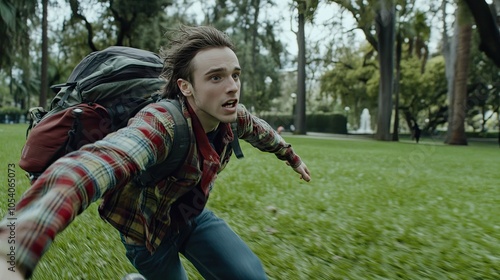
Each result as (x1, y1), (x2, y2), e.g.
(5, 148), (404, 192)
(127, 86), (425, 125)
(223, 100), (237, 108)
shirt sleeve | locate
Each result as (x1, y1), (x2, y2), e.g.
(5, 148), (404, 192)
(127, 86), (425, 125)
(235, 104), (302, 168)
(0, 103), (175, 278)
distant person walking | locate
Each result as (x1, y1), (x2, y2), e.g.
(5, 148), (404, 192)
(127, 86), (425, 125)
(413, 123), (421, 143)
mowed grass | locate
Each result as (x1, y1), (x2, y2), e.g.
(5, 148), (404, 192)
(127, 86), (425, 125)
(1, 123), (499, 279)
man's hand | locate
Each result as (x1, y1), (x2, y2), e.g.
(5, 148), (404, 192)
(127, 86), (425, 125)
(291, 162), (311, 182)
(0, 255), (24, 280)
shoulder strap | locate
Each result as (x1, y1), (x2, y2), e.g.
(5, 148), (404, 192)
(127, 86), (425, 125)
(134, 99), (244, 187)
(134, 99), (190, 188)
(230, 122), (244, 159)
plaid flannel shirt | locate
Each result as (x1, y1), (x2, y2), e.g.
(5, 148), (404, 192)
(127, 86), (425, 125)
(0, 98), (302, 277)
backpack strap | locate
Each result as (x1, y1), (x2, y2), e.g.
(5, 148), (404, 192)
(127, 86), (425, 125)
(133, 99), (190, 188)
(230, 122), (244, 159)
(133, 99), (244, 187)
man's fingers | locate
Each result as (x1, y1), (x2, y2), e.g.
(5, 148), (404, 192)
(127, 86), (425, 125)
(301, 172), (311, 182)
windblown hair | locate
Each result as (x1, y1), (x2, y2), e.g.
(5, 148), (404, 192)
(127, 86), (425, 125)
(159, 25), (236, 99)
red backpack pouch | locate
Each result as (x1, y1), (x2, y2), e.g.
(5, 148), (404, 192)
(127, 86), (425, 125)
(19, 103), (111, 175)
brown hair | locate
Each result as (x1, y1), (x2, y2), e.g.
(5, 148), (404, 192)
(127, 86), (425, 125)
(159, 25), (236, 99)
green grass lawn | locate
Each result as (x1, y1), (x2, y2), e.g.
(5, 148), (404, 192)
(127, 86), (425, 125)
(1, 124), (499, 279)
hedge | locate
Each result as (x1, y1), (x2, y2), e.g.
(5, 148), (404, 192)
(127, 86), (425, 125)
(0, 107), (349, 134)
(0, 107), (27, 123)
(258, 111), (347, 134)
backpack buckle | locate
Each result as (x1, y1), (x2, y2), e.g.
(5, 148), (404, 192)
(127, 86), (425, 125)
(28, 107), (46, 125)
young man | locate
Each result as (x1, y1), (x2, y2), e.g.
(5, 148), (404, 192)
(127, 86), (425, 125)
(0, 25), (311, 280)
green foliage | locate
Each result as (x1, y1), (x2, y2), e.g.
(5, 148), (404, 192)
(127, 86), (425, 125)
(2, 124), (499, 279)
(400, 55), (447, 121)
(209, 0), (285, 111)
(320, 44), (378, 120)
(0, 0), (16, 27)
(0, 0), (37, 70)
(320, 32), (451, 133)
(419, 56), (447, 100)
(467, 30), (500, 110)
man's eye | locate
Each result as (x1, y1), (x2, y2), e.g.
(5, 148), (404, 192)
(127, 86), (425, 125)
(211, 75), (221, 81)
(232, 73), (240, 79)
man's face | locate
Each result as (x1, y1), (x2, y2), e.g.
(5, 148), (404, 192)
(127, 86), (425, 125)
(178, 47), (241, 132)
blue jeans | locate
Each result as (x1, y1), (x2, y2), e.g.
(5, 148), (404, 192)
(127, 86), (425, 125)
(122, 209), (267, 280)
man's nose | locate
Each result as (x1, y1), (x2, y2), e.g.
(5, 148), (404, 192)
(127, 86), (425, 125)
(225, 77), (239, 93)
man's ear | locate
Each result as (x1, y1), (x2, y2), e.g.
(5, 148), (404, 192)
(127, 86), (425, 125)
(177, 79), (192, 97)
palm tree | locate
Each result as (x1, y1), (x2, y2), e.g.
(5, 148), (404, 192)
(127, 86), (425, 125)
(0, 0), (17, 70)
(1, 0), (37, 109)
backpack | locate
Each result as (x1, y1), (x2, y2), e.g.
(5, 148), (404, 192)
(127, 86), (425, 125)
(19, 46), (243, 186)
(19, 46), (184, 187)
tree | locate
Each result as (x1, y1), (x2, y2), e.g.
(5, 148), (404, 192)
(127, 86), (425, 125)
(392, 27), (402, 141)
(400, 55), (448, 134)
(442, 0), (457, 143)
(295, 0), (307, 134)
(201, 0), (283, 112)
(374, 0), (396, 140)
(447, 1), (472, 145)
(0, 0), (16, 70)
(328, 0), (397, 140)
(463, 0), (500, 146)
(467, 32), (500, 134)
(0, 0), (37, 109)
(292, 0), (318, 134)
(395, 9), (432, 139)
(66, 0), (173, 52)
(40, 0), (48, 108)
(462, 0), (500, 67)
(320, 44), (378, 127)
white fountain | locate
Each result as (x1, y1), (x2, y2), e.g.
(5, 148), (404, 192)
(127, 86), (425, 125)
(356, 108), (373, 134)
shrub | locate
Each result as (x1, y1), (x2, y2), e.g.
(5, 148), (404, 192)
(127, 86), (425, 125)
(258, 111), (347, 134)
(0, 106), (26, 123)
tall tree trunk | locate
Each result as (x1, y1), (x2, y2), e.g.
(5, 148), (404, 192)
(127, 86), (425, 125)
(392, 29), (402, 141)
(295, 1), (307, 135)
(250, 0), (260, 108)
(497, 78), (500, 147)
(495, 0), (500, 132)
(448, 3), (472, 145)
(375, 1), (395, 141)
(39, 0), (49, 109)
(443, 2), (458, 143)
(7, 67), (13, 107)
